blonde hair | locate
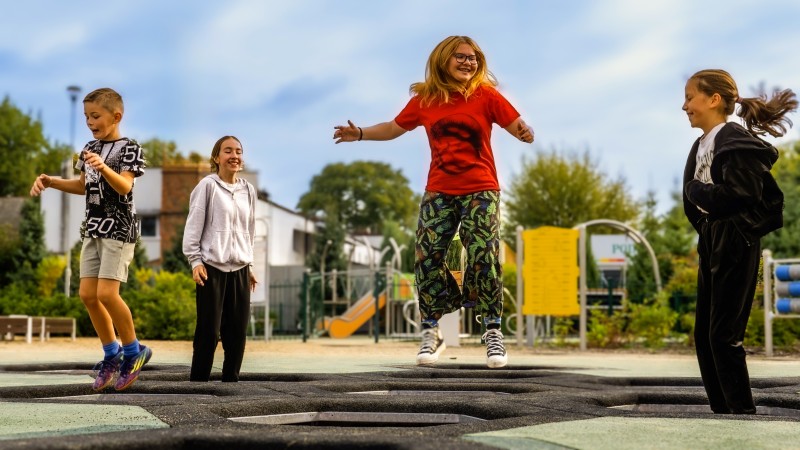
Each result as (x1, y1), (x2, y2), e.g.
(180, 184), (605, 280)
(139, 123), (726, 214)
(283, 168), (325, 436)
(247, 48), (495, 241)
(690, 69), (797, 137)
(410, 36), (497, 107)
(209, 135), (242, 173)
(83, 88), (124, 115)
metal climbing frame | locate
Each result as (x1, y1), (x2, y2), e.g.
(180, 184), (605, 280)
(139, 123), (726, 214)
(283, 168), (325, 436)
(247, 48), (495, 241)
(762, 249), (800, 357)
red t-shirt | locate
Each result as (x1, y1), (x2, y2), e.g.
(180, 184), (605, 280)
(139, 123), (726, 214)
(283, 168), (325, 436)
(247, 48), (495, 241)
(394, 85), (520, 195)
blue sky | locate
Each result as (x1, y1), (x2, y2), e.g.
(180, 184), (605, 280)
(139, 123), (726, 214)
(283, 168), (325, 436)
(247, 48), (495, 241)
(2, 0), (799, 214)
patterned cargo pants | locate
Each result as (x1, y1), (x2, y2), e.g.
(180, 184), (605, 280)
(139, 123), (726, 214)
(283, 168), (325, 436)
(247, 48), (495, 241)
(415, 190), (503, 327)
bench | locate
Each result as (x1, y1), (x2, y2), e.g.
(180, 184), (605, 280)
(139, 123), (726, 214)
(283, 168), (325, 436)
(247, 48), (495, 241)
(44, 317), (76, 340)
(0, 315), (75, 342)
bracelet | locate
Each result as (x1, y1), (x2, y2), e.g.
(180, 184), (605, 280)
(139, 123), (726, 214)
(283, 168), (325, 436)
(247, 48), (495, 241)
(358, 127), (363, 141)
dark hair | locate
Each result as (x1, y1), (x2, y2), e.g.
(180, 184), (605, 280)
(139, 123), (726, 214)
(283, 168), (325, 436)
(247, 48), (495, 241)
(209, 135), (242, 173)
(690, 69), (798, 137)
(83, 88), (124, 114)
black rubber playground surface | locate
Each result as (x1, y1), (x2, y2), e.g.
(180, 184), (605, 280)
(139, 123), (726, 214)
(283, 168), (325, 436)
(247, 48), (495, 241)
(1, 352), (800, 449)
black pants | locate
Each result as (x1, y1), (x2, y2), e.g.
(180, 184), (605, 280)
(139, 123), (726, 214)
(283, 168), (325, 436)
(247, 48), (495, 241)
(695, 219), (759, 414)
(190, 264), (250, 382)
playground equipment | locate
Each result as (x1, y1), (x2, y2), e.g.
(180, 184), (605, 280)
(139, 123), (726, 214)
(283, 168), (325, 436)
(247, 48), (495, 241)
(514, 220), (661, 350)
(327, 291), (388, 338)
(326, 272), (416, 339)
(762, 249), (800, 357)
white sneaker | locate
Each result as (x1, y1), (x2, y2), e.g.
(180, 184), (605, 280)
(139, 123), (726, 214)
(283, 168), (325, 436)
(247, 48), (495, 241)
(416, 327), (446, 365)
(483, 328), (507, 368)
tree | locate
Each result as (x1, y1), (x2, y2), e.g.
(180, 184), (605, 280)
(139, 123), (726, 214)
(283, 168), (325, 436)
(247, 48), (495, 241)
(140, 138), (182, 167)
(626, 191), (695, 302)
(0, 96), (70, 196)
(503, 149), (640, 237)
(762, 139), (800, 258)
(306, 214), (347, 273)
(12, 198), (47, 283)
(297, 161), (418, 234)
(139, 137), (205, 167)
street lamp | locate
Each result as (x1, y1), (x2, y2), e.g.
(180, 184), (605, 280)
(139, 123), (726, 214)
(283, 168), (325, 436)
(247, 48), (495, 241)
(63, 85), (81, 296)
(320, 239), (332, 303)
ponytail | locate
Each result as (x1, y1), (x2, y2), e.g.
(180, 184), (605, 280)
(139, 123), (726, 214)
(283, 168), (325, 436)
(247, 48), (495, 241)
(738, 89), (798, 138)
(690, 69), (798, 137)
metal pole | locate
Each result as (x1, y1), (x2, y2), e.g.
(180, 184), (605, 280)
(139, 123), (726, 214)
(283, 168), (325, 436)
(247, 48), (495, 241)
(515, 226), (524, 347)
(579, 226), (588, 351)
(763, 249), (773, 357)
(302, 269), (310, 343)
(261, 218), (271, 342)
(63, 85), (81, 297)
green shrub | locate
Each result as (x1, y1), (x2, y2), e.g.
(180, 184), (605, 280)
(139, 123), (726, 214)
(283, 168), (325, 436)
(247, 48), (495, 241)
(125, 268), (197, 340)
(587, 309), (626, 348)
(746, 306), (800, 349)
(626, 292), (678, 349)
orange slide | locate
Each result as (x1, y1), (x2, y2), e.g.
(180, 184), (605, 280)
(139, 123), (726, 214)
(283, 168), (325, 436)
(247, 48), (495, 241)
(327, 291), (386, 339)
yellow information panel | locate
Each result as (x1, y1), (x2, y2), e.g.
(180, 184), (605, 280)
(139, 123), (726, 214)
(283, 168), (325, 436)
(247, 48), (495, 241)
(522, 226), (579, 316)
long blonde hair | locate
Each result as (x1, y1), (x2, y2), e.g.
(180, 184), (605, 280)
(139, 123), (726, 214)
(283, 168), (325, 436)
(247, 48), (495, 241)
(690, 69), (797, 137)
(410, 36), (497, 107)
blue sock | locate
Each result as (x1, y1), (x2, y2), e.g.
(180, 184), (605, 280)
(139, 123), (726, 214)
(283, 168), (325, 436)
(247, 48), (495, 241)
(421, 319), (438, 329)
(484, 317), (501, 330)
(122, 339), (141, 358)
(103, 341), (121, 359)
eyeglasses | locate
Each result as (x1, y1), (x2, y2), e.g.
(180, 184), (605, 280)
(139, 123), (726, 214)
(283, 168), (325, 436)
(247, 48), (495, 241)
(454, 53), (478, 64)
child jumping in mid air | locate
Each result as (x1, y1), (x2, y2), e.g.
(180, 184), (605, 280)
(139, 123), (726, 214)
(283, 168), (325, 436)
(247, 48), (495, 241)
(682, 69), (797, 413)
(30, 87), (152, 391)
(333, 35), (534, 368)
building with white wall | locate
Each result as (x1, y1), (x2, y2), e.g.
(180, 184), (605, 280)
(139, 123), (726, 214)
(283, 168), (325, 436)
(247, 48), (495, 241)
(39, 166), (382, 305)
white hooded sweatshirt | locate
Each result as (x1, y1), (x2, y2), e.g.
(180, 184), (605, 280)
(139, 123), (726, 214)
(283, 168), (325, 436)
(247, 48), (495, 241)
(182, 173), (256, 272)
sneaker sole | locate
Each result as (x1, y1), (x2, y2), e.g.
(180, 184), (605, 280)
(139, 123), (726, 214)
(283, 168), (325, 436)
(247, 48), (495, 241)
(92, 378), (115, 392)
(416, 341), (446, 365)
(114, 348), (152, 391)
(487, 354), (507, 369)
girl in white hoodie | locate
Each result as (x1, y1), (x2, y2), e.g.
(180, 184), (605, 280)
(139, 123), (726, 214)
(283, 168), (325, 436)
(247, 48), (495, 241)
(183, 135), (257, 382)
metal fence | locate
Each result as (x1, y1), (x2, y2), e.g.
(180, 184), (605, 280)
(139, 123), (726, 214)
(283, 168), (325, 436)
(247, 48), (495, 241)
(250, 267), (499, 344)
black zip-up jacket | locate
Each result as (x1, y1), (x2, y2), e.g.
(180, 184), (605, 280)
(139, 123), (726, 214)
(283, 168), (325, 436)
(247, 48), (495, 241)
(683, 122), (783, 238)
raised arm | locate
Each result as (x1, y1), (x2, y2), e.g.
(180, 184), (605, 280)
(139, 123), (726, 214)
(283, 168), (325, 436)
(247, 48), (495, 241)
(83, 151), (135, 195)
(30, 173), (85, 196)
(503, 117), (534, 144)
(333, 120), (407, 144)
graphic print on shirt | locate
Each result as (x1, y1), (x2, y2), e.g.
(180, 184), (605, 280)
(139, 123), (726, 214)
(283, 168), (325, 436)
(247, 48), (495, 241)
(694, 146), (714, 184)
(430, 113), (482, 175)
(76, 138), (145, 243)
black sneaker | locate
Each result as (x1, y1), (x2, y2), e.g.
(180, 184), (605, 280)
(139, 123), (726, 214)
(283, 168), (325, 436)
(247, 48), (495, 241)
(483, 329), (507, 368)
(416, 327), (446, 365)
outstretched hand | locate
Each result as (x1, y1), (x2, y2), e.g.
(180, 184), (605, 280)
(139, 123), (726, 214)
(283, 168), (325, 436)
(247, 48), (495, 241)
(333, 120), (360, 144)
(30, 174), (51, 196)
(517, 121), (534, 143)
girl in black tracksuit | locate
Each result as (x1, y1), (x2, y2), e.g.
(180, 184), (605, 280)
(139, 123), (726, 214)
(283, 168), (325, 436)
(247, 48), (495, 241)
(682, 69), (797, 414)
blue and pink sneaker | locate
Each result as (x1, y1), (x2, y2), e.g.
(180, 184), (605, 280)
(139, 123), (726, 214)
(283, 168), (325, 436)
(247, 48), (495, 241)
(92, 351), (123, 391)
(114, 345), (152, 391)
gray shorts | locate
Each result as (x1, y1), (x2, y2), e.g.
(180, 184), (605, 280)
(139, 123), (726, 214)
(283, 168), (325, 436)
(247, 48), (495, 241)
(80, 238), (136, 282)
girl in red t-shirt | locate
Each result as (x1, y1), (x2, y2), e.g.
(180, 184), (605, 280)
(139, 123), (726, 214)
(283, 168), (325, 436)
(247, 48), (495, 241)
(333, 35), (533, 368)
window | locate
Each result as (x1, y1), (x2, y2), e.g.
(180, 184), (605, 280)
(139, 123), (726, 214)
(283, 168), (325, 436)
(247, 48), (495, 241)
(140, 216), (158, 237)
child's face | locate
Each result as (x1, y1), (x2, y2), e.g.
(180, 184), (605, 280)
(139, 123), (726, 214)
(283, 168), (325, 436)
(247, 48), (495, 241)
(446, 43), (478, 87)
(84, 101), (121, 141)
(215, 138), (244, 176)
(683, 79), (723, 132)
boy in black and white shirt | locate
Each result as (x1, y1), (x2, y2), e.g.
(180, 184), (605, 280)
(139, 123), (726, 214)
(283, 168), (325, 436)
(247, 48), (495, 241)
(77, 138), (144, 243)
(30, 87), (152, 392)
